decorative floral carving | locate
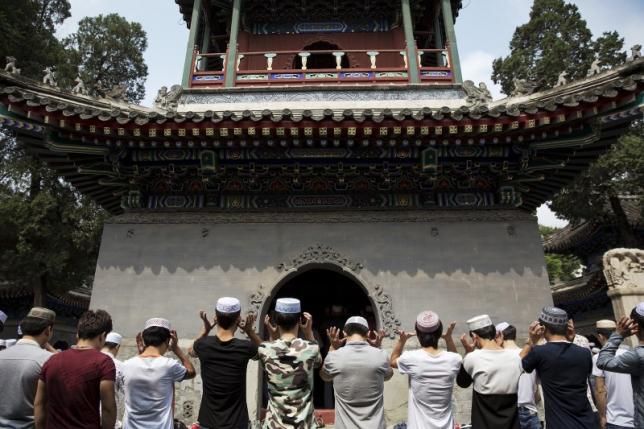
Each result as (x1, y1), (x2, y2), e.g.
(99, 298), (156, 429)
(248, 285), (266, 316)
(374, 284), (401, 338)
(277, 244), (364, 273)
(603, 248), (644, 290)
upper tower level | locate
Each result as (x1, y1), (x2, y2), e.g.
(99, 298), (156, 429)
(176, 0), (463, 88)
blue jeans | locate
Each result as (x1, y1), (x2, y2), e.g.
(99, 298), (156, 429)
(518, 406), (541, 429)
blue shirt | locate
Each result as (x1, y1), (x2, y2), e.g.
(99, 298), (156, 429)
(597, 333), (644, 428)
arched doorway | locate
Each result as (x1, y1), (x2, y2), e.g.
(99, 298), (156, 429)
(259, 266), (376, 412)
(293, 41), (351, 70)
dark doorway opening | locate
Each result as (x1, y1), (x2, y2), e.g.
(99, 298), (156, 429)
(293, 41), (350, 70)
(261, 267), (376, 411)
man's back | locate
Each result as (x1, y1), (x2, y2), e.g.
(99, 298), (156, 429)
(40, 348), (115, 429)
(323, 341), (391, 429)
(593, 350), (635, 427)
(0, 340), (51, 428)
(194, 336), (258, 429)
(522, 342), (594, 428)
(258, 338), (322, 429)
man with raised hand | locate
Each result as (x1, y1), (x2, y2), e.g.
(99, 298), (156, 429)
(593, 319), (634, 429)
(521, 307), (595, 429)
(122, 318), (196, 429)
(35, 309), (117, 429)
(0, 307), (56, 428)
(597, 303), (644, 429)
(191, 297), (262, 429)
(457, 314), (522, 428)
(320, 316), (391, 429)
(390, 311), (461, 429)
(259, 298), (322, 429)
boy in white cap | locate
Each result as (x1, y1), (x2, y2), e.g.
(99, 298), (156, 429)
(35, 309), (116, 429)
(456, 314), (522, 428)
(593, 319), (634, 429)
(260, 297), (322, 428)
(597, 303), (644, 428)
(122, 318), (196, 429)
(521, 306), (595, 428)
(496, 323), (540, 429)
(190, 297), (262, 429)
(390, 311), (460, 429)
(320, 316), (391, 429)
(102, 332), (125, 429)
(0, 307), (56, 428)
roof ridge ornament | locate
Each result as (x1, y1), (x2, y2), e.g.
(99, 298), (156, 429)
(71, 76), (88, 96)
(587, 58), (602, 77)
(42, 66), (57, 88)
(154, 84), (183, 112)
(4, 56), (20, 76)
(463, 80), (493, 107)
(511, 78), (539, 97)
(627, 44), (642, 63)
(555, 71), (568, 88)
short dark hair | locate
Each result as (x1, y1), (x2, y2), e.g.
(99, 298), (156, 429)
(502, 325), (517, 341)
(104, 342), (120, 350)
(416, 321), (443, 348)
(216, 310), (240, 330)
(631, 307), (644, 330)
(142, 326), (171, 347)
(77, 310), (113, 340)
(542, 321), (567, 336)
(20, 317), (53, 336)
(274, 312), (300, 331)
(471, 325), (496, 340)
(344, 323), (369, 337)
(53, 340), (69, 350)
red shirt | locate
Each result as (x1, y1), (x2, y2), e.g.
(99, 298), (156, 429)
(40, 348), (116, 429)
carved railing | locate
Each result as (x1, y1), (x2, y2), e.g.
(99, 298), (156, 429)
(190, 46), (454, 87)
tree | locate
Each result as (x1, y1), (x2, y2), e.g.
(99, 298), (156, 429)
(0, 7), (148, 306)
(539, 226), (582, 285)
(491, 0), (625, 95)
(62, 14), (149, 102)
(549, 124), (644, 247)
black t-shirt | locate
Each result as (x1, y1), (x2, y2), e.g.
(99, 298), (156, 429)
(194, 336), (259, 429)
(522, 342), (594, 429)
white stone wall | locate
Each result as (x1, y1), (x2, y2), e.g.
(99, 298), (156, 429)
(92, 210), (552, 426)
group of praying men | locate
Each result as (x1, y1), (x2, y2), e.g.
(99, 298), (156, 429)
(0, 298), (643, 429)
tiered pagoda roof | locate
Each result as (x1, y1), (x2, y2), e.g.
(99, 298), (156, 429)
(0, 58), (642, 215)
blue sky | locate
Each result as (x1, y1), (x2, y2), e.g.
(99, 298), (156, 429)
(57, 0), (644, 227)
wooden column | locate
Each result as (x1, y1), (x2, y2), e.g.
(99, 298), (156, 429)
(433, 6), (444, 50)
(401, 0), (420, 84)
(441, 0), (462, 83)
(224, 0), (242, 88)
(182, 0), (203, 87)
(201, 3), (211, 54)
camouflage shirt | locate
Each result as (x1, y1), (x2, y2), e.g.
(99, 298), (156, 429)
(258, 338), (322, 429)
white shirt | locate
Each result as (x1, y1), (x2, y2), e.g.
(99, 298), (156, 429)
(593, 350), (635, 427)
(463, 349), (522, 395)
(102, 351), (125, 429)
(398, 349), (462, 429)
(510, 348), (538, 412)
(122, 356), (187, 429)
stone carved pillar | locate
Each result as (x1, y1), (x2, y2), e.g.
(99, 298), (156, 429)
(604, 249), (644, 339)
(367, 51), (380, 70)
(298, 52), (311, 70)
(332, 52), (345, 70)
(264, 53), (277, 71)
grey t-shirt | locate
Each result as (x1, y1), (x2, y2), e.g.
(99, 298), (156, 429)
(322, 341), (391, 429)
(0, 339), (52, 428)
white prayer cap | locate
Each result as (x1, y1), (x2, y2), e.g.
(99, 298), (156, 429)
(345, 316), (369, 329)
(0, 310), (7, 324)
(106, 332), (123, 345)
(636, 302), (644, 317)
(596, 320), (616, 329)
(539, 306), (568, 327)
(416, 311), (441, 333)
(275, 298), (301, 314)
(216, 297), (241, 314)
(5, 339), (17, 348)
(467, 315), (493, 332)
(144, 318), (171, 331)
(495, 322), (510, 333)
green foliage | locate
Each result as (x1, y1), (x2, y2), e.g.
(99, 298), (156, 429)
(61, 14), (148, 102)
(491, 0), (625, 95)
(539, 226), (583, 285)
(0, 5), (148, 304)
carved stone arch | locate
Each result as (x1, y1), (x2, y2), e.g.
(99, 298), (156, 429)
(248, 244), (401, 337)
